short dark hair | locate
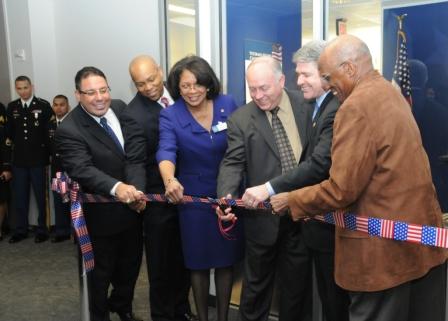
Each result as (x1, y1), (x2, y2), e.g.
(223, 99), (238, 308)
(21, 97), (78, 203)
(53, 94), (69, 103)
(167, 55), (221, 101)
(15, 75), (31, 84)
(75, 66), (107, 90)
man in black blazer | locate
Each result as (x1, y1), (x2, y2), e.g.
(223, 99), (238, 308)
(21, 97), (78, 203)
(217, 56), (309, 321)
(120, 55), (192, 321)
(242, 41), (349, 321)
(55, 66), (146, 321)
(50, 94), (71, 243)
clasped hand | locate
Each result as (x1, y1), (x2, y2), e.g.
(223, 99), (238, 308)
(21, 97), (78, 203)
(115, 182), (146, 213)
(165, 179), (184, 204)
(242, 185), (290, 215)
(215, 194), (237, 222)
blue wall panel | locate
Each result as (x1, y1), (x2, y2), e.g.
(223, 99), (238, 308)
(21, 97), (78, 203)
(226, 0), (301, 106)
(383, 2), (448, 211)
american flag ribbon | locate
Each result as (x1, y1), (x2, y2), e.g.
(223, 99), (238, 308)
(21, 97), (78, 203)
(53, 172), (95, 272)
(53, 173), (448, 273)
(314, 212), (448, 249)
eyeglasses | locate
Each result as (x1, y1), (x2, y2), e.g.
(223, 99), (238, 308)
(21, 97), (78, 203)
(321, 62), (346, 83)
(179, 83), (205, 92)
(79, 86), (111, 97)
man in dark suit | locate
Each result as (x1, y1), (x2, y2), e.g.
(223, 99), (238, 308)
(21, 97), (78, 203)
(242, 41), (349, 321)
(55, 66), (146, 321)
(217, 56), (309, 321)
(120, 55), (192, 321)
(50, 94), (71, 243)
(6, 75), (56, 243)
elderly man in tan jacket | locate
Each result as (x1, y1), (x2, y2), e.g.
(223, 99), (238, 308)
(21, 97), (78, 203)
(271, 35), (447, 321)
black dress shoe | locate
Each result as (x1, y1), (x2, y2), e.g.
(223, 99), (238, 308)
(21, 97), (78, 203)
(35, 234), (49, 243)
(51, 235), (71, 243)
(113, 311), (143, 321)
(9, 234), (27, 243)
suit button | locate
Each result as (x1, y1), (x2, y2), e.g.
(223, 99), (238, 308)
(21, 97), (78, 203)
(24, 130), (28, 133)
(24, 137), (28, 140)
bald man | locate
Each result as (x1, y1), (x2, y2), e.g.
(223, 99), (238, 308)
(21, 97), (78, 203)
(120, 55), (193, 321)
(271, 35), (447, 321)
(218, 56), (310, 321)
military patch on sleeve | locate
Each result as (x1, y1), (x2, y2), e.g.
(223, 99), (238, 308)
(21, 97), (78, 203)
(5, 138), (12, 146)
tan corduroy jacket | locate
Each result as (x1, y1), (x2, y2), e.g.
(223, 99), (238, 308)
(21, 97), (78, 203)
(288, 70), (447, 292)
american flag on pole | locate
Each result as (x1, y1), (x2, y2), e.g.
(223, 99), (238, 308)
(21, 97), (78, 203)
(392, 14), (412, 106)
(271, 43), (282, 63)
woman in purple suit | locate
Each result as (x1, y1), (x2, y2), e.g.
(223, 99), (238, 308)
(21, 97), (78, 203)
(156, 55), (244, 321)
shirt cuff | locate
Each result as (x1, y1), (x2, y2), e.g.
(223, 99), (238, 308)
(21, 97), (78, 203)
(110, 182), (121, 196)
(265, 182), (276, 196)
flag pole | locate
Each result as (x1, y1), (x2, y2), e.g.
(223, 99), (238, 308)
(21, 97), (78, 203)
(79, 252), (91, 321)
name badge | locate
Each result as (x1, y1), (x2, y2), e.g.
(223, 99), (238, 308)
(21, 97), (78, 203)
(212, 121), (227, 133)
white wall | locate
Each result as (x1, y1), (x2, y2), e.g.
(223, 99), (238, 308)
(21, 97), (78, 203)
(0, 1), (12, 104)
(3, 0), (34, 99)
(4, 0), (162, 106)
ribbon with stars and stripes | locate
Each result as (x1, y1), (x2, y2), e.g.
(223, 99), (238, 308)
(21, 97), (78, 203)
(52, 172), (95, 272)
(52, 173), (448, 272)
(314, 211), (448, 248)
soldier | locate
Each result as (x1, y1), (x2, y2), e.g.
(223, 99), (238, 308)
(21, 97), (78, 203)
(0, 101), (12, 241)
(6, 75), (56, 243)
(50, 94), (71, 243)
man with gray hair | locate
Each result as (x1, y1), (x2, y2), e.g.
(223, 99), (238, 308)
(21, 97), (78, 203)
(272, 34), (447, 321)
(241, 41), (349, 321)
(217, 56), (309, 321)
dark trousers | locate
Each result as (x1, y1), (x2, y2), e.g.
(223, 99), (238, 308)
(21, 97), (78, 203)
(311, 248), (349, 321)
(87, 226), (143, 321)
(52, 191), (71, 236)
(349, 262), (447, 321)
(144, 202), (191, 321)
(12, 166), (48, 235)
(302, 222), (349, 321)
(240, 217), (311, 321)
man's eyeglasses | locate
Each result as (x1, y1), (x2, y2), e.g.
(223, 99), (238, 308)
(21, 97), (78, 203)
(321, 62), (347, 83)
(79, 87), (111, 97)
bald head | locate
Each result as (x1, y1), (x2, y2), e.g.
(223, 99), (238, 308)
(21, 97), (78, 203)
(247, 56), (283, 81)
(246, 56), (285, 111)
(324, 35), (372, 69)
(318, 35), (373, 102)
(129, 55), (164, 101)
